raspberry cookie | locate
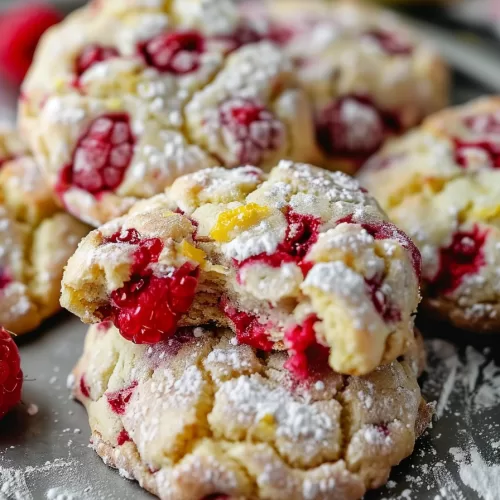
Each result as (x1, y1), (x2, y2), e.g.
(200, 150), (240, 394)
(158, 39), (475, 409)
(0, 139), (89, 334)
(72, 322), (429, 500)
(19, 1), (317, 227)
(61, 161), (421, 376)
(359, 97), (500, 332)
(240, 0), (449, 174)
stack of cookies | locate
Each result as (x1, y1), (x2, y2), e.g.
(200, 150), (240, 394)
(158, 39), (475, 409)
(8, 0), (498, 498)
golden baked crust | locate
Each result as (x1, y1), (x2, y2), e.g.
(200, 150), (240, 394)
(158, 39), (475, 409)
(61, 161), (421, 375)
(359, 97), (500, 332)
(0, 132), (89, 334)
(71, 322), (429, 500)
(20, 1), (317, 227)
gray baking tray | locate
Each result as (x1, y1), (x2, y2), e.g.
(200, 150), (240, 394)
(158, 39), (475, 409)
(1, 14), (500, 500)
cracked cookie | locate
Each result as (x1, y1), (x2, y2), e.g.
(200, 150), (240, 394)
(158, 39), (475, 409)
(359, 97), (500, 332)
(61, 160), (421, 376)
(71, 322), (430, 500)
(239, 0), (449, 174)
(19, 0), (317, 227)
(0, 134), (89, 334)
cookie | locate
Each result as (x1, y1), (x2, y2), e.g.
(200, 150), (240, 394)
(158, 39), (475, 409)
(61, 160), (421, 376)
(359, 97), (500, 332)
(239, 0), (449, 173)
(19, 1), (317, 226)
(71, 322), (430, 500)
(0, 134), (89, 334)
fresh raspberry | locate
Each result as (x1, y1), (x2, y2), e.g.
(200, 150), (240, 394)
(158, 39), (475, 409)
(213, 22), (264, 52)
(431, 225), (488, 295)
(57, 114), (135, 197)
(215, 98), (285, 166)
(117, 429), (131, 446)
(0, 3), (62, 84)
(98, 228), (199, 344)
(236, 208), (321, 278)
(316, 96), (386, 158)
(0, 327), (23, 419)
(454, 114), (500, 169)
(138, 30), (205, 74)
(362, 30), (413, 55)
(0, 268), (12, 291)
(75, 44), (119, 77)
(220, 298), (274, 351)
(284, 315), (330, 381)
(106, 381), (138, 415)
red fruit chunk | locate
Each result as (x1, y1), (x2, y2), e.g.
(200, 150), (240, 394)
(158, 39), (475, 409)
(284, 315), (330, 381)
(75, 44), (119, 77)
(221, 298), (274, 351)
(216, 98), (285, 166)
(79, 375), (90, 399)
(431, 225), (488, 295)
(236, 209), (321, 278)
(362, 30), (413, 56)
(138, 30), (205, 74)
(213, 22), (264, 52)
(364, 275), (401, 323)
(316, 96), (385, 158)
(117, 429), (131, 446)
(464, 113), (500, 135)
(0, 3), (62, 84)
(106, 381), (138, 415)
(99, 228), (199, 344)
(0, 327), (23, 419)
(0, 268), (12, 291)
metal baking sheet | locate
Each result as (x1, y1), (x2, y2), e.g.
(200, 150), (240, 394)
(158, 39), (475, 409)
(2, 10), (500, 500)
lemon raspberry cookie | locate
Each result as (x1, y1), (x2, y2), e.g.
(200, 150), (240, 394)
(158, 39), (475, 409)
(19, 0), (317, 227)
(71, 322), (430, 500)
(61, 161), (421, 376)
(359, 97), (500, 332)
(0, 134), (89, 334)
(239, 0), (449, 174)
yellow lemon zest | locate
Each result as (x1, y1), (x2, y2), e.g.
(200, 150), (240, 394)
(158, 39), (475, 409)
(181, 240), (206, 265)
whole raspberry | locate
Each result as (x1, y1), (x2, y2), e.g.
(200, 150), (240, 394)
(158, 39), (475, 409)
(57, 114), (135, 197)
(216, 98), (285, 166)
(0, 328), (23, 419)
(75, 44), (119, 77)
(0, 3), (62, 84)
(138, 30), (205, 74)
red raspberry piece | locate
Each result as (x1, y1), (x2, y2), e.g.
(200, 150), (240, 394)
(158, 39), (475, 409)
(216, 98), (285, 166)
(220, 298), (274, 351)
(75, 44), (119, 77)
(138, 30), (205, 74)
(79, 375), (90, 399)
(0, 268), (12, 291)
(57, 114), (135, 197)
(106, 381), (138, 415)
(0, 3), (62, 84)
(454, 114), (500, 169)
(431, 225), (488, 295)
(362, 30), (413, 56)
(0, 327), (23, 419)
(117, 429), (131, 446)
(284, 315), (330, 381)
(316, 96), (386, 158)
(99, 228), (199, 344)
(364, 275), (401, 323)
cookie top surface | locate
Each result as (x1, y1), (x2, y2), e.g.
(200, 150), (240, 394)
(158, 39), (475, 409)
(20, 0), (317, 227)
(62, 160), (421, 376)
(239, 0), (449, 171)
(72, 322), (428, 500)
(359, 97), (500, 331)
(0, 129), (89, 334)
